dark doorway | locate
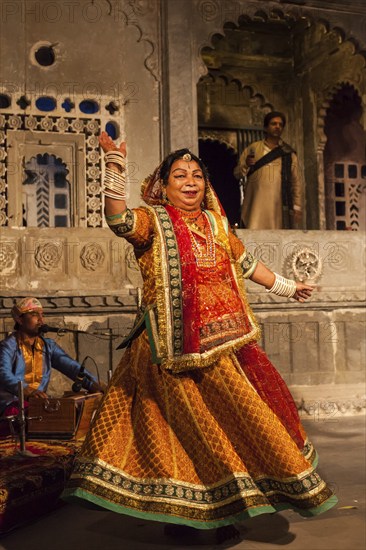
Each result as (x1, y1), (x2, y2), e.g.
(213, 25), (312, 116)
(199, 140), (241, 225)
(324, 84), (365, 230)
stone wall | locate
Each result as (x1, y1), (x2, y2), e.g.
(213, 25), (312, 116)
(1, 229), (364, 403)
(242, 229), (365, 387)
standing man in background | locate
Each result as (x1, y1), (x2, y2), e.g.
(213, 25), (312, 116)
(234, 111), (303, 229)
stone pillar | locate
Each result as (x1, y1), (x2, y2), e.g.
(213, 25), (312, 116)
(163, 0), (200, 154)
(301, 74), (322, 229)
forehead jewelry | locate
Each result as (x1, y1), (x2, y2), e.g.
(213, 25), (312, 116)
(182, 153), (191, 162)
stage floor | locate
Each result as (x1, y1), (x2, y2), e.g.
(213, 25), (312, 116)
(0, 416), (364, 550)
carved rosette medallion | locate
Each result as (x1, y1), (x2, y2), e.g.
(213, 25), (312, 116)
(35, 242), (62, 271)
(88, 197), (101, 211)
(71, 119), (85, 133)
(8, 115), (22, 129)
(87, 181), (100, 195)
(80, 243), (105, 271)
(56, 118), (69, 132)
(0, 242), (17, 273)
(87, 213), (102, 228)
(25, 116), (38, 130)
(40, 117), (54, 131)
(290, 247), (323, 283)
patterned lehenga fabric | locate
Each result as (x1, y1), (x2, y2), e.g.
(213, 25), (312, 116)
(64, 205), (337, 528)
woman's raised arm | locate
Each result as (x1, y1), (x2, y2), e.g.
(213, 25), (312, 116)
(99, 131), (127, 216)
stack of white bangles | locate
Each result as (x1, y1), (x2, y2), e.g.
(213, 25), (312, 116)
(102, 150), (128, 201)
(266, 273), (297, 298)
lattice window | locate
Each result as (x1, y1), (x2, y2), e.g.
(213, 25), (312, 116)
(0, 113), (102, 227)
(333, 162), (366, 231)
(0, 86), (122, 229)
(23, 154), (71, 228)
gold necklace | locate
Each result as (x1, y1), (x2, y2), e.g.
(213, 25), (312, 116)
(174, 206), (202, 221)
(186, 212), (216, 268)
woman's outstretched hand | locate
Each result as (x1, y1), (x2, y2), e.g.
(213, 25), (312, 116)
(99, 131), (126, 157)
(99, 131), (128, 215)
(293, 282), (315, 303)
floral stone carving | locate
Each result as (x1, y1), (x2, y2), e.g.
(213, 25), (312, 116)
(80, 243), (105, 271)
(35, 242), (62, 271)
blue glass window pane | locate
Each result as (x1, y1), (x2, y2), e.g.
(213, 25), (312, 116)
(35, 46), (55, 66)
(79, 100), (99, 114)
(37, 153), (50, 165)
(62, 98), (74, 112)
(35, 96), (56, 112)
(105, 122), (118, 140)
(54, 172), (67, 187)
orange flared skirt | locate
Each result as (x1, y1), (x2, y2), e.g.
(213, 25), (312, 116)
(64, 333), (337, 528)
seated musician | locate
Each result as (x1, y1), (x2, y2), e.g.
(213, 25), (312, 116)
(0, 297), (104, 428)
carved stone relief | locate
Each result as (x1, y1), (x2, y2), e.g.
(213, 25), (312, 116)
(34, 241), (63, 271)
(291, 247), (323, 283)
(0, 242), (17, 275)
(80, 243), (106, 271)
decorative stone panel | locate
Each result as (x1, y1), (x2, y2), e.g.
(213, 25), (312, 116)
(242, 230), (365, 305)
(0, 227), (128, 294)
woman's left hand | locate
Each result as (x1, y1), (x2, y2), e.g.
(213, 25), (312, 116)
(99, 131), (126, 156)
(293, 282), (315, 303)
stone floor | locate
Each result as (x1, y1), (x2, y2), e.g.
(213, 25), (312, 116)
(0, 416), (365, 550)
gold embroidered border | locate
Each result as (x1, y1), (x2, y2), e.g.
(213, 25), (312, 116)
(148, 205), (183, 359)
(69, 456), (334, 514)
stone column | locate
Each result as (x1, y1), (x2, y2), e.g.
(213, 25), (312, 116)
(162, 0), (200, 154)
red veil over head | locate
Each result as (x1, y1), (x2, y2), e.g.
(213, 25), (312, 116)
(140, 155), (227, 218)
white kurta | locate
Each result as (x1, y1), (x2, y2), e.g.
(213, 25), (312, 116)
(234, 141), (302, 229)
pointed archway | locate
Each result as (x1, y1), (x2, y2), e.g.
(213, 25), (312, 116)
(197, 11), (366, 229)
(323, 84), (365, 231)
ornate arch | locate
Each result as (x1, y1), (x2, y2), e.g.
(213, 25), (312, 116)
(197, 70), (274, 133)
(194, 3), (366, 229)
(199, 132), (237, 153)
(195, 3), (366, 80)
(317, 80), (365, 150)
(103, 0), (160, 81)
(317, 82), (365, 230)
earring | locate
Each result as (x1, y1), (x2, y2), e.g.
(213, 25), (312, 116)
(162, 188), (167, 201)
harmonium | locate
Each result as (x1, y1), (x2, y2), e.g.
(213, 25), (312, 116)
(27, 392), (102, 440)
